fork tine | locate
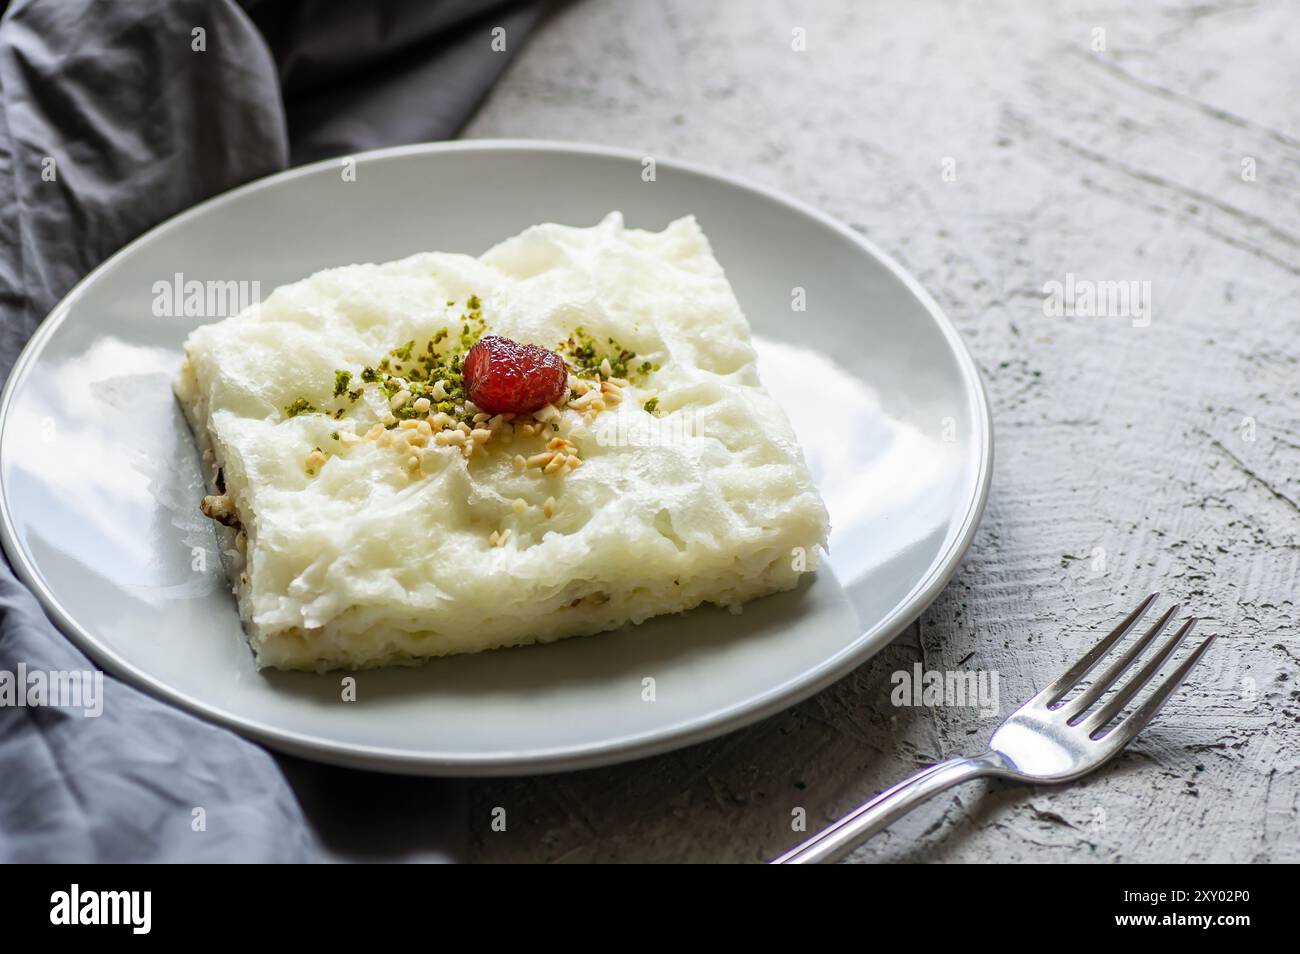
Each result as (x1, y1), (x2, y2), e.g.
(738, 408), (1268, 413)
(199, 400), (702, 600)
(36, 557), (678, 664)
(1076, 631), (1206, 743)
(1035, 592), (1158, 708)
(1058, 603), (1179, 720)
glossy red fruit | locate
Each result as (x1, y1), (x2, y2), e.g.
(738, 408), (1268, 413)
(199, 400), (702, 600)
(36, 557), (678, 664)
(463, 335), (568, 415)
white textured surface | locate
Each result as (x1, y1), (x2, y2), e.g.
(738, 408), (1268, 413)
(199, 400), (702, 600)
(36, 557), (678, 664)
(178, 214), (827, 669)
(460, 0), (1298, 862)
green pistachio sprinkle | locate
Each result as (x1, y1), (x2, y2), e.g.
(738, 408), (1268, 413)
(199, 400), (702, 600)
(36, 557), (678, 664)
(282, 300), (668, 441)
(559, 326), (653, 383)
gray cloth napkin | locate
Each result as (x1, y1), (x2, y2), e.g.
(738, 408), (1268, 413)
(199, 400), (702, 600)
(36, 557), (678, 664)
(0, 0), (550, 862)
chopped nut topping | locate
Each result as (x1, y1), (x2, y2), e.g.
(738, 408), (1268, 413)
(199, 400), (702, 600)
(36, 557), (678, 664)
(292, 326), (628, 484)
(200, 493), (240, 527)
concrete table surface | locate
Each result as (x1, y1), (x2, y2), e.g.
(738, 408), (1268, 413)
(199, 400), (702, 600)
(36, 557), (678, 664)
(459, 0), (1299, 863)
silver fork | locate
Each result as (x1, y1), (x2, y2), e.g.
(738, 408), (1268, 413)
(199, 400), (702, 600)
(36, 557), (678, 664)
(772, 594), (1216, 864)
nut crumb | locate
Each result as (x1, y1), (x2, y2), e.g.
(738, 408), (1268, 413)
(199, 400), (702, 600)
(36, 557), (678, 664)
(200, 493), (240, 527)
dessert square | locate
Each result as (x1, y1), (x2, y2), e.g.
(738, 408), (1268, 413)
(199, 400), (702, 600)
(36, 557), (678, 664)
(175, 213), (829, 670)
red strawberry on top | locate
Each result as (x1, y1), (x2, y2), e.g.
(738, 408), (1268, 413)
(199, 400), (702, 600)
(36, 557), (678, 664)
(463, 334), (568, 415)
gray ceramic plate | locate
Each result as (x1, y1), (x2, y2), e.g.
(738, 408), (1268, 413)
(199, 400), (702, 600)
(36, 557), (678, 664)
(0, 141), (991, 776)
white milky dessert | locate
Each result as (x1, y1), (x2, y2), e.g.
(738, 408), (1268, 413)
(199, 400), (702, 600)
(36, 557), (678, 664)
(175, 213), (830, 671)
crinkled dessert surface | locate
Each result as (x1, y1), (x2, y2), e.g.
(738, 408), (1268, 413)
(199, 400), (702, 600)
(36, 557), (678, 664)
(176, 212), (830, 669)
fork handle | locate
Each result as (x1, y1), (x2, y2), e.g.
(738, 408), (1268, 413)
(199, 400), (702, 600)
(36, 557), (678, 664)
(771, 752), (1003, 864)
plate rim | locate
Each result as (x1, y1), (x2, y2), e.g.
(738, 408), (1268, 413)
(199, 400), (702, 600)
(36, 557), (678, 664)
(0, 139), (993, 776)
